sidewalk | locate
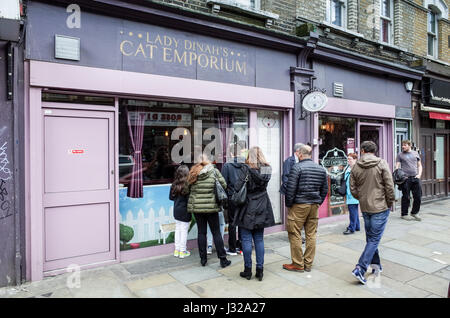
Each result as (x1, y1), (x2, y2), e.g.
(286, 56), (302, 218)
(1, 199), (449, 298)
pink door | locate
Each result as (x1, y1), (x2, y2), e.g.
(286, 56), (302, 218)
(42, 108), (116, 272)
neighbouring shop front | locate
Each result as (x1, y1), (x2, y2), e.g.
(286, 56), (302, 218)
(24, 1), (298, 281)
(417, 76), (450, 201)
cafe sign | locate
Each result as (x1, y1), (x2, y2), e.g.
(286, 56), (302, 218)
(321, 147), (348, 177)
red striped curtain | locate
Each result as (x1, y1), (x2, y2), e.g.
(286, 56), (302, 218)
(126, 109), (146, 198)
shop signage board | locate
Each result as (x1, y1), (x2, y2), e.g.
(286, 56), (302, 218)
(321, 147), (348, 206)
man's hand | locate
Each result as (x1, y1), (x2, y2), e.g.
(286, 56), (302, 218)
(415, 174), (421, 179)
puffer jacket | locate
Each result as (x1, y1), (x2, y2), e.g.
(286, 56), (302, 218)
(187, 164), (227, 214)
(233, 165), (275, 230)
(285, 159), (328, 207)
(350, 154), (395, 213)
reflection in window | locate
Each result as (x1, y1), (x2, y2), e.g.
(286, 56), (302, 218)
(319, 116), (356, 217)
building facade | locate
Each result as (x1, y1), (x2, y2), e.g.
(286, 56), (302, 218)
(1, 0), (449, 285)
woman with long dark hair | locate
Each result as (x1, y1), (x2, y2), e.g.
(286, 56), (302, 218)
(187, 155), (231, 268)
(234, 147), (275, 281)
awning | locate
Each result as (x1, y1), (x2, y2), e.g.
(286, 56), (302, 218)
(429, 111), (450, 121)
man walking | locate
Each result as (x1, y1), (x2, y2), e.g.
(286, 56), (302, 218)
(350, 141), (395, 284)
(283, 145), (328, 272)
(396, 140), (422, 221)
(280, 143), (306, 244)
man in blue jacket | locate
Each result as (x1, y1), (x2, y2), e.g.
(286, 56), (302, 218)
(281, 143), (305, 244)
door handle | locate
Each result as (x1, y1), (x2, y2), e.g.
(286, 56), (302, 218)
(111, 170), (114, 175)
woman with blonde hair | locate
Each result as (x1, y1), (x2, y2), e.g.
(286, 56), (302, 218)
(187, 154), (231, 268)
(234, 147), (275, 281)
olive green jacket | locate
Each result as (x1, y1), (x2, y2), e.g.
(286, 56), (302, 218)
(187, 164), (227, 214)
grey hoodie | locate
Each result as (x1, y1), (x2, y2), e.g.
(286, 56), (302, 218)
(350, 154), (395, 213)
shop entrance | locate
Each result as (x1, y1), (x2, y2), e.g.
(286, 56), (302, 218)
(42, 107), (116, 272)
(359, 123), (383, 158)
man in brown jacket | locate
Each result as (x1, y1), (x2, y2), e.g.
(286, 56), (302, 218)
(349, 141), (395, 284)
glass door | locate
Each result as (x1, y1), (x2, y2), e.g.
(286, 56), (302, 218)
(358, 122), (383, 158)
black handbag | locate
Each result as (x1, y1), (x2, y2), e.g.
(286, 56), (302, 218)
(231, 173), (249, 207)
(337, 168), (348, 196)
(213, 170), (228, 206)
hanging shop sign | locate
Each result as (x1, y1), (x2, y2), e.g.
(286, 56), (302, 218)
(425, 78), (450, 108)
(302, 91), (328, 112)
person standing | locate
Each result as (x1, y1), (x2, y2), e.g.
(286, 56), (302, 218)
(283, 145), (328, 272)
(343, 153), (360, 235)
(169, 165), (192, 258)
(395, 140), (423, 221)
(234, 147), (275, 281)
(280, 143), (306, 244)
(187, 155), (231, 268)
(221, 140), (248, 255)
(350, 141), (395, 284)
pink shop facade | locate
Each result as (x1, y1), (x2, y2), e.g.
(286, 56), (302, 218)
(24, 1), (303, 281)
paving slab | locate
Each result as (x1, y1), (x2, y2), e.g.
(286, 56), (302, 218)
(376, 260), (426, 283)
(378, 246), (448, 274)
(169, 266), (222, 285)
(187, 276), (262, 298)
(265, 260), (334, 287)
(381, 240), (435, 258)
(338, 239), (367, 252)
(306, 276), (382, 298)
(136, 281), (200, 298)
(364, 275), (432, 298)
(408, 229), (450, 244)
(256, 281), (322, 298)
(125, 273), (176, 292)
(315, 242), (361, 264)
(310, 252), (341, 268)
(432, 266), (450, 281)
(407, 274), (450, 297)
(69, 270), (135, 298)
(423, 242), (450, 255)
(395, 233), (436, 246)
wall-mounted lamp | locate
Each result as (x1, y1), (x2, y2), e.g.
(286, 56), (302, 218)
(405, 81), (413, 92)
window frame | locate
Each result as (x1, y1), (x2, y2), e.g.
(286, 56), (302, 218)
(326, 0), (347, 28)
(427, 8), (438, 58)
(233, 0), (260, 9)
(380, 0), (394, 44)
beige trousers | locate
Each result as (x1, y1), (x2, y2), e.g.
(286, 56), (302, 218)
(287, 204), (319, 268)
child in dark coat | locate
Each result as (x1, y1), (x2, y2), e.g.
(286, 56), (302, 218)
(169, 165), (191, 258)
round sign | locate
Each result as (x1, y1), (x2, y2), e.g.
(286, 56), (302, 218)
(302, 91), (328, 112)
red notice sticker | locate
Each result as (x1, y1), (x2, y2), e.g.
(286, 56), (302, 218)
(69, 149), (85, 154)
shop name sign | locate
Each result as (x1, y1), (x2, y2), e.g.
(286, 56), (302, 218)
(119, 30), (249, 76)
(321, 147), (348, 177)
(429, 79), (450, 108)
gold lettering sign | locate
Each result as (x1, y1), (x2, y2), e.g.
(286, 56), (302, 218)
(119, 30), (248, 75)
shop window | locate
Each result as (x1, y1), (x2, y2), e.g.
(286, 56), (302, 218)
(118, 99), (248, 250)
(319, 116), (356, 217)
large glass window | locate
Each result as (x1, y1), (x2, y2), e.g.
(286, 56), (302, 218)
(327, 0), (346, 28)
(319, 116), (356, 217)
(118, 99), (248, 250)
(427, 9), (437, 57)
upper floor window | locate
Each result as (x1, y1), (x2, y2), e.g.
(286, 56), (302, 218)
(234, 0), (260, 9)
(380, 0), (394, 44)
(326, 0), (347, 28)
(427, 8), (438, 57)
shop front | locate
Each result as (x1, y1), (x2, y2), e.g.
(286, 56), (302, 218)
(303, 54), (422, 218)
(24, 1), (297, 281)
(417, 77), (450, 201)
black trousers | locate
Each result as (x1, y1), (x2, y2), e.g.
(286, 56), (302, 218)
(195, 213), (226, 260)
(401, 177), (422, 216)
(226, 201), (241, 252)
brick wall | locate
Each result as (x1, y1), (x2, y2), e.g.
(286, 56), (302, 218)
(438, 19), (450, 61)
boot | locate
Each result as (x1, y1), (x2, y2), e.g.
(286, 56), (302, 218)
(220, 258), (231, 268)
(201, 258), (207, 267)
(240, 267), (252, 280)
(255, 267), (263, 281)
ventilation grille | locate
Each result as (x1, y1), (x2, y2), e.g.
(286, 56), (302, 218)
(333, 82), (344, 97)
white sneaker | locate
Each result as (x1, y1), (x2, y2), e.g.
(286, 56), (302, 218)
(207, 246), (212, 255)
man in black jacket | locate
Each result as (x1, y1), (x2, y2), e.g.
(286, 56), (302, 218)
(283, 145), (328, 272)
(280, 143), (306, 244)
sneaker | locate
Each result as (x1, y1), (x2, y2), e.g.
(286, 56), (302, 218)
(352, 267), (367, 285)
(207, 246), (212, 255)
(411, 214), (422, 221)
(371, 264), (383, 274)
(226, 249), (238, 256)
(173, 250), (179, 257)
(179, 251), (191, 259)
(401, 215), (413, 221)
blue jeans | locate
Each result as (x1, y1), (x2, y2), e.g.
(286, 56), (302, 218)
(347, 204), (360, 232)
(240, 228), (264, 269)
(357, 209), (390, 274)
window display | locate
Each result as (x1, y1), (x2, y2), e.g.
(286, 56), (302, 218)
(118, 99), (248, 250)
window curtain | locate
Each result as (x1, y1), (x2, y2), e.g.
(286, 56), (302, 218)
(217, 111), (233, 167)
(126, 108), (146, 198)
